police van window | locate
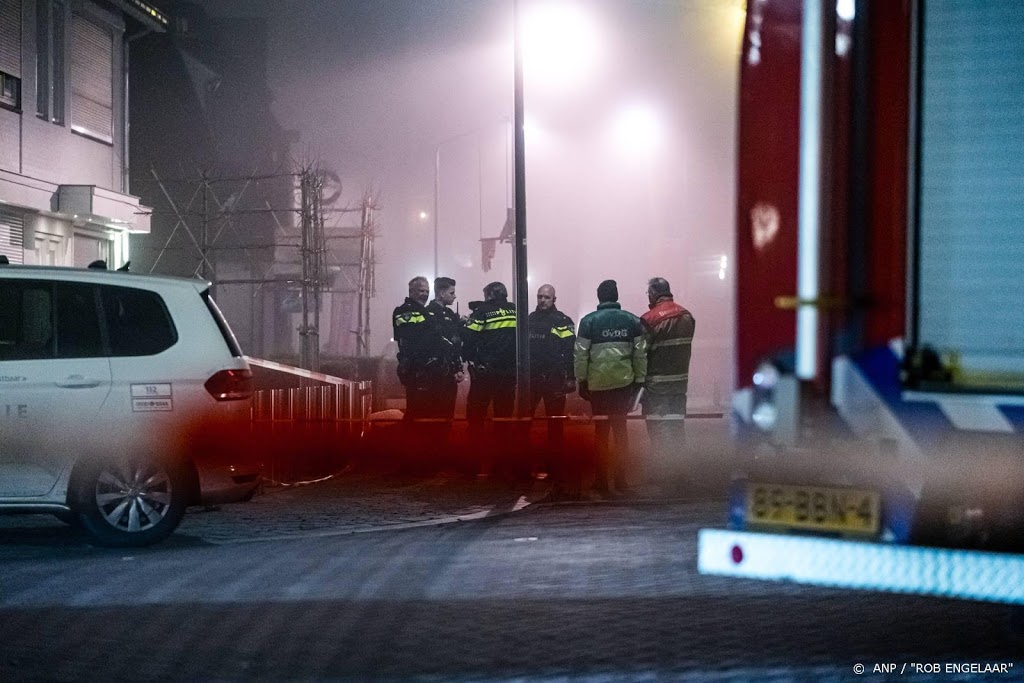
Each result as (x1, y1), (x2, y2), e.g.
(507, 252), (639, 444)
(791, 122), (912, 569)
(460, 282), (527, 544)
(100, 286), (178, 357)
(54, 283), (104, 358)
(0, 281), (54, 360)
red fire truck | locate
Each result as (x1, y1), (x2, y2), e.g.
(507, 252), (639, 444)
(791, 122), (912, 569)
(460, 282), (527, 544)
(700, 0), (1024, 613)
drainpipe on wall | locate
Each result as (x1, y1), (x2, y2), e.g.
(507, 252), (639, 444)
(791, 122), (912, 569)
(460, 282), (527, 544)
(123, 29), (151, 195)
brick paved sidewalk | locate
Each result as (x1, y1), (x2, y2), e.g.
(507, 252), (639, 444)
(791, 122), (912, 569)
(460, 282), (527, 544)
(161, 411), (737, 544)
(175, 470), (551, 544)
(178, 467), (729, 546)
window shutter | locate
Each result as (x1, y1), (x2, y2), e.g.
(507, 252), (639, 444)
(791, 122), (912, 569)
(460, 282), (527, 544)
(918, 0), (1024, 374)
(0, 0), (20, 79)
(0, 209), (25, 265)
(70, 13), (112, 141)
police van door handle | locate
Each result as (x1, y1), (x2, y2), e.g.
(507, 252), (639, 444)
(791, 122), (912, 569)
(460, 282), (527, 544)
(55, 375), (102, 388)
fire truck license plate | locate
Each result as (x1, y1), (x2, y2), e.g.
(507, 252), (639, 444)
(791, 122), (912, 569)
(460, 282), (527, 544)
(745, 483), (881, 536)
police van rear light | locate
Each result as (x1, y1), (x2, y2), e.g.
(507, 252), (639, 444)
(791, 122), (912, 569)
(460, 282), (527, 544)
(205, 369), (254, 401)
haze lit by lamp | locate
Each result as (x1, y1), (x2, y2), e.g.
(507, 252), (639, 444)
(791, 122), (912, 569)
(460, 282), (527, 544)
(419, 210), (428, 221)
(522, 116), (542, 146)
(611, 103), (663, 157)
(837, 0), (855, 22)
(521, 2), (600, 88)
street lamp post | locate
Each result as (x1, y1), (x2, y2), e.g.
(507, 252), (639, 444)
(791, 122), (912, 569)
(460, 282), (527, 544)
(432, 129), (483, 280)
(513, 0), (531, 417)
(433, 144), (440, 278)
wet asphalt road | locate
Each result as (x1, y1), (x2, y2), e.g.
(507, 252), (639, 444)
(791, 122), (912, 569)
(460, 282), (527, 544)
(1, 498), (1022, 682)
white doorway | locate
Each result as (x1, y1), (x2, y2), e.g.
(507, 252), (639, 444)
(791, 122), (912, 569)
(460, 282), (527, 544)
(24, 233), (67, 266)
(73, 233), (113, 268)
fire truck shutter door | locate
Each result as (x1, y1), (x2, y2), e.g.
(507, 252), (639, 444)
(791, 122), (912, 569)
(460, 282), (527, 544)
(917, 0), (1024, 385)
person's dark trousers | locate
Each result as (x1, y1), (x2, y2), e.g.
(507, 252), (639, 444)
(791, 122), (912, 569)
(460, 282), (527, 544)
(642, 392), (688, 487)
(405, 385), (433, 421)
(403, 385), (433, 470)
(594, 417), (629, 493)
(589, 385), (633, 494)
(466, 373), (516, 476)
(427, 378), (458, 425)
(404, 380), (458, 469)
(527, 382), (566, 477)
(429, 378), (458, 466)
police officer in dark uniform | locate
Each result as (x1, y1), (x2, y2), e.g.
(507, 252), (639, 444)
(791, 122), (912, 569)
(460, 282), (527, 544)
(528, 284), (575, 477)
(424, 276), (465, 427)
(463, 281), (518, 476)
(392, 276), (433, 422)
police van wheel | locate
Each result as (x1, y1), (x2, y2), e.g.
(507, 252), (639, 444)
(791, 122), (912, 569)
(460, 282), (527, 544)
(72, 456), (189, 548)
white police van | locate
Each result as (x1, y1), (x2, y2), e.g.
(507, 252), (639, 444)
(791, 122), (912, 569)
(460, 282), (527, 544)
(0, 265), (260, 547)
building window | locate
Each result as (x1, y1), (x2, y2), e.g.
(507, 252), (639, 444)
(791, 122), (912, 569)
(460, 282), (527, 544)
(0, 0), (21, 112)
(0, 209), (25, 265)
(70, 12), (112, 143)
(35, 0), (47, 118)
(0, 71), (19, 111)
(36, 0), (66, 125)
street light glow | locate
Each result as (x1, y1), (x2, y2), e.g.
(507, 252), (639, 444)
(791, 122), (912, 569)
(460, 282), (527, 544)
(522, 2), (600, 88)
(522, 116), (540, 145)
(837, 0), (855, 22)
(419, 211), (428, 221)
(611, 103), (663, 156)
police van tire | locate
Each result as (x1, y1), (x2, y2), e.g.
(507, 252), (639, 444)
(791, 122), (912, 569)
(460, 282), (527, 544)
(72, 455), (189, 548)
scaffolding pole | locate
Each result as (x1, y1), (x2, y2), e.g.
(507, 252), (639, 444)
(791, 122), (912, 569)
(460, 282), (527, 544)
(141, 166), (378, 366)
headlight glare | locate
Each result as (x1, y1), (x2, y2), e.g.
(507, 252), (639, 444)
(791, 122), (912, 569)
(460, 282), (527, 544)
(752, 402), (779, 432)
(753, 362), (780, 390)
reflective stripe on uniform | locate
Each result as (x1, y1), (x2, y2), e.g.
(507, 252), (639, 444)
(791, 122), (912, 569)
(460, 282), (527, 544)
(467, 314), (517, 332)
(589, 340), (634, 360)
(650, 337), (692, 349)
(552, 325), (575, 339)
(394, 313), (426, 325)
(647, 373), (689, 383)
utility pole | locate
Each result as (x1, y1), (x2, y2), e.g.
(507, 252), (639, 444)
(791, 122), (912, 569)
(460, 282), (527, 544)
(357, 197), (376, 356)
(299, 170), (311, 370)
(200, 170), (208, 281)
(433, 145), (440, 279)
(513, 0), (531, 417)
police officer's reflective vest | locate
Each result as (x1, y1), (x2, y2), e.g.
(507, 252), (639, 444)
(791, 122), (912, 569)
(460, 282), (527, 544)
(528, 307), (575, 385)
(392, 298), (430, 386)
(463, 299), (517, 378)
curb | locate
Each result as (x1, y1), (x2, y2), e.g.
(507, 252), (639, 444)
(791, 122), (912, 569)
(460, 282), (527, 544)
(211, 490), (544, 545)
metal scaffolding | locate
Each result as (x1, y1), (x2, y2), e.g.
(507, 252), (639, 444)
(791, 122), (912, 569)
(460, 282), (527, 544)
(138, 165), (379, 371)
